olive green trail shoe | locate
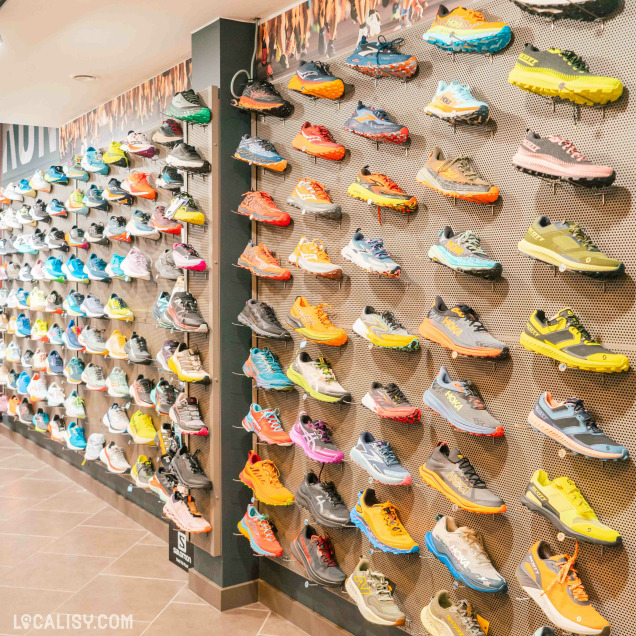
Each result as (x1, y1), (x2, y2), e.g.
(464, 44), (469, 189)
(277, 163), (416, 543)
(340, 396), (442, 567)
(421, 590), (487, 636)
(518, 216), (624, 280)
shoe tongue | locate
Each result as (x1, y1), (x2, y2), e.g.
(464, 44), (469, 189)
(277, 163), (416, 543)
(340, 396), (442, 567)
(449, 305), (468, 318)
(554, 476), (576, 489)
(551, 308), (575, 321)
(448, 448), (465, 463)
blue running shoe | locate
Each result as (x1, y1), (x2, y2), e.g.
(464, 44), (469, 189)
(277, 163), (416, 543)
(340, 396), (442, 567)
(62, 257), (88, 284)
(528, 393), (629, 461)
(83, 185), (109, 211)
(44, 257), (66, 282)
(125, 210), (159, 239)
(17, 179), (36, 197)
(63, 155), (89, 181)
(62, 292), (86, 317)
(424, 81), (489, 124)
(17, 371), (31, 395)
(428, 227), (502, 280)
(349, 431), (411, 485)
(345, 36), (418, 79)
(33, 409), (50, 433)
(105, 253), (129, 281)
(16, 314), (31, 337)
(233, 135), (287, 172)
(64, 358), (85, 384)
(81, 147), (109, 175)
(152, 291), (171, 327)
(156, 166), (184, 191)
(46, 350), (64, 375)
(343, 102), (409, 144)
(86, 254), (111, 281)
(46, 199), (68, 218)
(341, 229), (401, 277)
(47, 324), (64, 346)
(64, 421), (87, 450)
(63, 321), (84, 351)
(243, 347), (293, 390)
(16, 288), (29, 309)
(44, 166), (69, 185)
(8, 369), (19, 390)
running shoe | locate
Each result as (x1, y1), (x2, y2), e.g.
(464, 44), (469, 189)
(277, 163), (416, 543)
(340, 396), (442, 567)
(85, 433), (105, 461)
(166, 143), (210, 174)
(103, 179), (133, 206)
(30, 170), (52, 193)
(45, 227), (67, 250)
(46, 199), (67, 218)
(512, 0), (620, 19)
(164, 89), (211, 124)
(121, 131), (155, 158)
(241, 403), (291, 445)
(346, 36), (418, 78)
(17, 179), (37, 198)
(292, 122), (345, 161)
(235, 80), (292, 117)
(419, 442), (506, 513)
(16, 204), (34, 226)
(424, 5), (511, 53)
(155, 249), (181, 280)
(238, 241), (290, 280)
(105, 216), (131, 243)
(290, 525), (347, 586)
(46, 382), (65, 407)
(163, 493), (211, 533)
(233, 135), (287, 172)
(425, 80), (490, 124)
(242, 348), (293, 391)
(32, 409), (50, 432)
(290, 413), (344, 463)
(102, 141), (129, 167)
(17, 398), (35, 423)
(508, 45), (623, 106)
(518, 216), (623, 279)
(295, 472), (350, 528)
(44, 166), (69, 184)
(350, 489), (418, 554)
(527, 392), (628, 460)
(362, 382), (421, 423)
(83, 186), (109, 211)
(424, 366), (503, 437)
(169, 392), (207, 435)
(237, 299), (291, 340)
(520, 307), (629, 372)
(46, 350), (64, 375)
(163, 287), (208, 333)
(287, 60), (344, 100)
(288, 236), (342, 279)
(131, 455), (154, 488)
(350, 431), (411, 485)
(78, 325), (107, 354)
(348, 166), (417, 213)
(425, 515), (507, 592)
(106, 367), (130, 398)
(343, 102), (409, 144)
(239, 450), (294, 505)
(286, 178), (341, 219)
(81, 362), (107, 391)
(156, 340), (178, 371)
(105, 254), (129, 280)
(121, 171), (156, 199)
(418, 296), (508, 359)
(65, 226), (89, 249)
(286, 351), (351, 403)
(172, 243), (206, 271)
(102, 404), (128, 435)
(124, 332), (151, 364)
(421, 590), (488, 636)
(149, 206), (183, 235)
(167, 343), (210, 384)
(352, 306), (419, 351)
(237, 191), (291, 225)
(105, 294), (134, 321)
(522, 470), (621, 546)
(65, 189), (88, 215)
(121, 246), (152, 280)
(165, 193), (204, 225)
(61, 256), (88, 283)
(156, 166), (184, 191)
(237, 504), (283, 557)
(29, 200), (49, 222)
(417, 147), (499, 204)
(341, 230), (401, 277)
(46, 322), (64, 343)
(286, 296), (347, 346)
(3, 182), (24, 202)
(429, 227), (502, 279)
(128, 408), (156, 441)
(152, 119), (183, 147)
(100, 441), (131, 473)
(81, 147), (109, 174)
(85, 254), (111, 282)
(63, 155), (89, 181)
(151, 379), (178, 416)
(18, 263), (33, 282)
(64, 358), (85, 384)
(16, 314), (31, 337)
(43, 257), (66, 282)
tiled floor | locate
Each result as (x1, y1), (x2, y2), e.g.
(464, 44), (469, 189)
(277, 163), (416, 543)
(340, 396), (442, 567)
(0, 434), (308, 636)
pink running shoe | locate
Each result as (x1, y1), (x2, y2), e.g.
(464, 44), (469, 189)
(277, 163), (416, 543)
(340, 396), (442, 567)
(163, 492), (211, 533)
(172, 243), (207, 271)
(289, 412), (344, 463)
(149, 206), (182, 236)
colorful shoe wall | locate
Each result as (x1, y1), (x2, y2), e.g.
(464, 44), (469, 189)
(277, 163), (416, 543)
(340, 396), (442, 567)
(233, 1), (635, 634)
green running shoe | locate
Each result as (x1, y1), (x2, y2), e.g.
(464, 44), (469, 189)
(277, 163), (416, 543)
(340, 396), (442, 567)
(164, 90), (211, 124)
(518, 216), (624, 280)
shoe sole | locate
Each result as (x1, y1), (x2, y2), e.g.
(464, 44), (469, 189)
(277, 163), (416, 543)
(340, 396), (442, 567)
(349, 448), (411, 485)
(424, 103), (490, 125)
(343, 125), (409, 145)
(428, 245), (502, 280)
(285, 366), (351, 403)
(287, 75), (344, 100)
(237, 519), (282, 556)
(236, 313), (291, 340)
(345, 56), (417, 79)
(360, 393), (421, 423)
(163, 105), (211, 124)
(288, 253), (342, 279)
(165, 156), (211, 174)
(238, 469), (294, 506)
(416, 175), (499, 204)
(236, 205), (290, 226)
(420, 604), (455, 636)
(352, 319), (419, 351)
(349, 508), (418, 554)
(237, 258), (290, 280)
(424, 26), (511, 53)
(233, 151), (287, 172)
(340, 245), (401, 278)
(291, 136), (345, 161)
(513, 156), (615, 188)
(347, 182), (416, 213)
(163, 506), (211, 533)
(418, 319), (508, 359)
(285, 314), (347, 346)
(167, 356), (211, 384)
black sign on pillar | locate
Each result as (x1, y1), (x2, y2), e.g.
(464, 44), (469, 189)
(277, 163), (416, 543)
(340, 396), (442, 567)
(168, 522), (194, 572)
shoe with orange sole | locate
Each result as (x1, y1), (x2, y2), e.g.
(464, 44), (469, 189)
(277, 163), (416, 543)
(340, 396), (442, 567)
(237, 191), (290, 226)
(238, 241), (290, 280)
(348, 166), (417, 213)
(419, 442), (507, 514)
(237, 503), (283, 556)
(286, 296), (348, 346)
(239, 450), (294, 506)
(416, 147), (499, 204)
(121, 171), (156, 200)
(287, 61), (344, 100)
(286, 178), (342, 219)
(517, 541), (610, 635)
(288, 237), (343, 279)
(292, 122), (345, 161)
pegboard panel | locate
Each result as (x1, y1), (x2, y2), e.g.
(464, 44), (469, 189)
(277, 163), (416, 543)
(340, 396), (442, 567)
(247, 3), (636, 635)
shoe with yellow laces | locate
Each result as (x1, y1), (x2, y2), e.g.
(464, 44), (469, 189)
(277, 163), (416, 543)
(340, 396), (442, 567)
(239, 450), (295, 506)
(522, 470), (621, 547)
(349, 488), (418, 554)
(105, 294), (134, 322)
(127, 410), (156, 444)
(105, 330), (128, 360)
(517, 541), (610, 635)
(288, 237), (343, 279)
(520, 308), (629, 373)
(286, 296), (347, 346)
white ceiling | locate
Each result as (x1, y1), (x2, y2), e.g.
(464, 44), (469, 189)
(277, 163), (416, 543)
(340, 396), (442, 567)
(0, 0), (291, 127)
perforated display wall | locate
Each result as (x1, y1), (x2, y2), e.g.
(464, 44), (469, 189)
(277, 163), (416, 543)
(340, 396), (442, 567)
(247, 3), (636, 635)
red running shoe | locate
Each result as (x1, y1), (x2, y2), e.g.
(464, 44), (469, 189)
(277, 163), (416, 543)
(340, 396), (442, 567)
(237, 191), (291, 226)
(292, 122), (346, 161)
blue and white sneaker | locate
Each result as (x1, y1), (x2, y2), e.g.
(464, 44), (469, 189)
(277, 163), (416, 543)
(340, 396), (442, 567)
(528, 393), (629, 461)
(47, 324), (64, 345)
(44, 166), (69, 185)
(349, 431), (411, 485)
(156, 166), (184, 191)
(425, 81), (489, 124)
(63, 421), (87, 450)
(16, 314), (31, 338)
(17, 371), (31, 394)
(341, 229), (401, 277)
(86, 254), (111, 282)
(343, 102), (409, 144)
(105, 253), (129, 281)
(16, 289), (30, 309)
(428, 227), (502, 280)
(46, 199), (68, 218)
(81, 147), (109, 175)
(242, 348), (293, 391)
(17, 179), (36, 197)
(63, 321), (84, 351)
(83, 185), (109, 211)
(44, 257), (66, 282)
(62, 292), (86, 317)
(62, 257), (88, 284)
(345, 36), (418, 79)
(233, 135), (287, 171)
(64, 357), (85, 384)
(80, 294), (105, 318)
(46, 350), (64, 375)
(125, 210), (160, 240)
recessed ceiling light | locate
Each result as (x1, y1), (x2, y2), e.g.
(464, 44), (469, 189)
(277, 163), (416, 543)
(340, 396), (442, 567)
(71, 74), (98, 82)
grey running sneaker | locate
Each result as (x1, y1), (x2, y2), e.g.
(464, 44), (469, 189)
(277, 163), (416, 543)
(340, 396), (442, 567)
(420, 442), (506, 513)
(287, 178), (342, 218)
(361, 382), (421, 423)
(29, 230), (47, 251)
(155, 166), (184, 191)
(166, 143), (210, 173)
(424, 366), (503, 437)
(86, 222), (107, 244)
(80, 294), (105, 318)
(104, 216), (130, 241)
(164, 291), (208, 333)
(421, 590), (487, 636)
(150, 379), (178, 415)
(7, 262), (20, 279)
(45, 228), (66, 250)
(106, 367), (130, 398)
(18, 398), (35, 424)
(124, 332), (152, 364)
(166, 90), (211, 123)
(425, 516), (507, 592)
(346, 558), (406, 626)
(102, 404), (129, 434)
(45, 291), (64, 314)
(77, 326), (107, 355)
(289, 525), (346, 587)
(295, 472), (350, 528)
(130, 375), (154, 408)
(418, 296), (508, 359)
(155, 250), (181, 280)
(85, 433), (105, 460)
(170, 447), (212, 489)
(84, 185), (109, 211)
(237, 299), (291, 340)
(152, 119), (183, 147)
(287, 352), (351, 403)
(350, 431), (411, 485)
(169, 392), (206, 434)
(81, 362), (107, 391)
(156, 339), (179, 371)
(30, 200), (49, 222)
(132, 456), (154, 488)
(150, 205), (182, 233)
(19, 264), (33, 282)
(352, 306), (419, 351)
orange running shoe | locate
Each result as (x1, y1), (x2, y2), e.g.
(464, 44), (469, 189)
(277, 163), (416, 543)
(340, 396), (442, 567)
(286, 178), (342, 219)
(348, 166), (417, 213)
(286, 296), (348, 346)
(288, 237), (343, 279)
(8, 395), (20, 416)
(287, 61), (345, 100)
(292, 122), (346, 161)
(239, 450), (294, 506)
(242, 403), (292, 446)
(237, 503), (283, 556)
(238, 241), (290, 280)
(237, 191), (291, 226)
(121, 171), (156, 200)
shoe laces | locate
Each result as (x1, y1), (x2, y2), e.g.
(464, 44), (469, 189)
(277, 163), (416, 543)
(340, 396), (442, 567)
(314, 303), (336, 328)
(311, 535), (338, 567)
(545, 541), (588, 602)
(454, 230), (486, 255)
(179, 244), (199, 257)
(184, 349), (203, 371)
(554, 49), (590, 73)
(548, 136), (587, 161)
(253, 137), (277, 152)
(456, 381), (485, 409)
(316, 357), (336, 382)
(565, 222), (598, 251)
(380, 310), (404, 332)
(380, 504), (405, 534)
(376, 35), (404, 52)
(256, 459), (282, 487)
(263, 408), (283, 432)
(374, 440), (399, 466)
(564, 313), (595, 343)
(564, 398), (601, 433)
(463, 8), (485, 21)
(139, 457), (154, 477)
(181, 90), (200, 105)
(255, 243), (279, 266)
(186, 450), (205, 474)
(314, 61), (332, 75)
(259, 303), (282, 327)
(258, 514), (276, 539)
(455, 601), (484, 635)
(91, 366), (105, 381)
(308, 419), (334, 443)
(109, 444), (127, 463)
(385, 383), (408, 406)
(305, 239), (329, 260)
(457, 528), (490, 565)
(137, 377), (153, 393)
(454, 305), (487, 333)
(166, 120), (182, 135)
(320, 481), (344, 506)
(456, 455), (487, 488)
(310, 125), (335, 142)
(300, 178), (328, 198)
(374, 172), (402, 193)
(365, 238), (390, 259)
(257, 348), (281, 373)
(438, 156), (479, 181)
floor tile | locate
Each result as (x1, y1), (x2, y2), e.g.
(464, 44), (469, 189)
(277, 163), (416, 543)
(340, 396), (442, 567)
(2, 478), (73, 499)
(0, 436), (20, 448)
(172, 587), (207, 604)
(0, 586), (72, 635)
(137, 531), (167, 546)
(55, 575), (185, 623)
(0, 468), (35, 486)
(243, 602), (269, 611)
(260, 612), (309, 636)
(102, 544), (187, 581)
(222, 607), (270, 634)
(1, 552), (112, 593)
(145, 602), (225, 632)
(0, 454), (47, 470)
(42, 525), (147, 558)
(0, 495), (49, 522)
(36, 616), (151, 636)
(0, 533), (53, 567)
(32, 489), (108, 514)
(0, 447), (25, 460)
(27, 466), (71, 482)
(81, 506), (144, 530)
(0, 509), (91, 537)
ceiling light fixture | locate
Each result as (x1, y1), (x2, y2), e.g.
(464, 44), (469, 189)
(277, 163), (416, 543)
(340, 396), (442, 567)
(71, 74), (98, 82)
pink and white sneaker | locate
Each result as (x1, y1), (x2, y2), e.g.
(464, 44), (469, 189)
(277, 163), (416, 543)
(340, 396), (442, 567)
(172, 243), (207, 271)
(121, 247), (152, 280)
(163, 492), (211, 533)
(289, 412), (344, 463)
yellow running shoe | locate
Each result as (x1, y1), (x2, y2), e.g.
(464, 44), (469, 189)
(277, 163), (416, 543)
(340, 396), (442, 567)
(288, 236), (343, 280)
(286, 296), (348, 346)
(127, 410), (156, 444)
(239, 450), (294, 506)
(352, 306), (419, 351)
(105, 330), (128, 359)
(167, 194), (204, 225)
(522, 470), (621, 547)
(103, 141), (129, 167)
(287, 61), (344, 100)
(167, 343), (210, 384)
(348, 166), (417, 213)
(105, 294), (134, 321)
(520, 308), (629, 373)
(31, 319), (48, 342)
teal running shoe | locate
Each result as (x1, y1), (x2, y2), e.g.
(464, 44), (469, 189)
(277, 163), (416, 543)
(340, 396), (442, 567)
(425, 81), (489, 124)
(44, 166), (69, 185)
(63, 155), (89, 181)
(428, 227), (502, 280)
(345, 36), (418, 79)
(243, 348), (293, 391)
(81, 147), (109, 175)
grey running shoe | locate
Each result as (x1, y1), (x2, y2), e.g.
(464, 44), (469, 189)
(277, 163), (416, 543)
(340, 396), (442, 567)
(150, 379), (178, 415)
(45, 228), (66, 250)
(106, 367), (130, 398)
(19, 264), (33, 282)
(420, 442), (506, 513)
(346, 558), (406, 626)
(124, 332), (152, 364)
(418, 296), (508, 359)
(77, 326), (107, 355)
(45, 291), (64, 314)
(80, 294), (105, 318)
(425, 516), (507, 592)
(287, 352), (351, 403)
(156, 339), (179, 371)
(86, 255), (111, 282)
(86, 222), (107, 244)
(352, 306), (419, 351)
(67, 226), (88, 248)
(170, 447), (212, 489)
(18, 398), (35, 424)
(155, 166), (184, 191)
(21, 349), (34, 368)
(421, 590), (486, 636)
(350, 431), (411, 485)
(164, 291), (208, 333)
(424, 366), (503, 437)
(81, 362), (107, 391)
(30, 200), (49, 222)
(237, 299), (291, 340)
(155, 250), (181, 280)
(130, 375), (154, 407)
(132, 456), (154, 488)
(295, 472), (350, 528)
(84, 185), (109, 211)
(166, 143), (210, 173)
(152, 119), (183, 147)
(289, 525), (346, 587)
(287, 178), (342, 218)
(0, 237), (16, 255)
(168, 392), (206, 434)
(29, 230), (47, 251)
(104, 216), (129, 240)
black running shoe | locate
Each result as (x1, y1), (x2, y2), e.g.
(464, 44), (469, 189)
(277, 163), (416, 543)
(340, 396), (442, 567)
(295, 472), (350, 528)
(170, 447), (212, 489)
(236, 81), (292, 117)
(237, 299), (291, 340)
(289, 525), (346, 586)
(166, 143), (210, 174)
